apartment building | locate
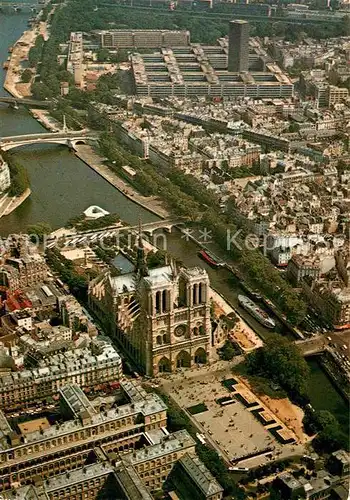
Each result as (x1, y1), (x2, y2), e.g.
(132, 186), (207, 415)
(0, 236), (47, 292)
(122, 430), (196, 492)
(0, 338), (122, 410)
(326, 85), (349, 107)
(287, 255), (321, 285)
(0, 381), (167, 491)
(59, 295), (98, 336)
(99, 29), (190, 49)
(302, 279), (350, 329)
(66, 32), (84, 87)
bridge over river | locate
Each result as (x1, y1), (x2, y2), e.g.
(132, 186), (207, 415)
(0, 130), (98, 151)
(47, 218), (188, 247)
(295, 336), (327, 357)
(0, 96), (50, 108)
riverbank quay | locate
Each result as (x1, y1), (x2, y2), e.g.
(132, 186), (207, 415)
(224, 263), (305, 340)
(0, 187), (31, 219)
(319, 349), (350, 402)
(29, 109), (62, 131)
(74, 144), (169, 219)
(3, 20), (49, 99)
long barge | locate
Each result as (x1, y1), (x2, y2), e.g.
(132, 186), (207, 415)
(238, 294), (275, 329)
(198, 249), (224, 268)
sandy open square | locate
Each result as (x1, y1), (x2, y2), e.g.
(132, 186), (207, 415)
(167, 371), (306, 468)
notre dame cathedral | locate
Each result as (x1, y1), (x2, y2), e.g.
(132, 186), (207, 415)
(88, 233), (215, 376)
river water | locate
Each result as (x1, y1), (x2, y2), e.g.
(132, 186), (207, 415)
(0, 9), (348, 424)
(0, 12), (158, 234)
(0, 9), (278, 337)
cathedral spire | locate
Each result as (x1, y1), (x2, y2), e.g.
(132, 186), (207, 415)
(134, 217), (149, 278)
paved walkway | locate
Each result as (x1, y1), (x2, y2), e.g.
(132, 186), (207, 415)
(0, 188), (31, 219)
(30, 109), (62, 132)
(74, 145), (169, 219)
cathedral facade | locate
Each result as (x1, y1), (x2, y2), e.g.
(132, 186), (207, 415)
(88, 239), (214, 376)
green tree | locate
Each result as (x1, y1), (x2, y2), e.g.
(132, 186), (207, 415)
(21, 69), (33, 83)
(27, 222), (52, 242)
(46, 248), (88, 301)
(2, 152), (30, 197)
(246, 333), (310, 399)
(288, 122), (300, 133)
(303, 409), (348, 452)
(217, 340), (236, 361)
(96, 48), (110, 62)
(31, 82), (52, 100)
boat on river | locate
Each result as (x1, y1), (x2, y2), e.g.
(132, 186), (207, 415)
(198, 249), (224, 268)
(238, 294), (275, 329)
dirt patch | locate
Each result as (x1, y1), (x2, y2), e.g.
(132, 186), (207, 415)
(242, 377), (311, 445)
(231, 320), (263, 351)
(232, 324), (255, 350)
(15, 83), (31, 97)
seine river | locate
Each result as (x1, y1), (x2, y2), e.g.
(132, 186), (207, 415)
(0, 8), (348, 427)
(0, 12), (158, 234)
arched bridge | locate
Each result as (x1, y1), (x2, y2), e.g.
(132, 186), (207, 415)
(129, 218), (187, 235)
(295, 336), (327, 357)
(0, 131), (99, 151)
(48, 218), (188, 246)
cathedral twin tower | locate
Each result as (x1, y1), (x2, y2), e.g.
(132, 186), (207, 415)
(89, 234), (216, 376)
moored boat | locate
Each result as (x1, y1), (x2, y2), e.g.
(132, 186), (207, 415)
(198, 249), (224, 268)
(238, 294), (275, 329)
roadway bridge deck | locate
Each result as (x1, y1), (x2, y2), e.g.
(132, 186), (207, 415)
(48, 218), (188, 244)
(296, 336), (327, 357)
(99, 3), (345, 24)
(0, 131), (98, 151)
(0, 2), (38, 7)
(0, 97), (50, 108)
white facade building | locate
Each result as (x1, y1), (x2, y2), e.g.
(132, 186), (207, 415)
(0, 157), (11, 193)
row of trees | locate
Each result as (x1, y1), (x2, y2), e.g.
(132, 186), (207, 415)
(91, 1), (349, 41)
(65, 213), (120, 231)
(2, 152), (30, 197)
(28, 34), (45, 67)
(98, 133), (204, 220)
(303, 408), (349, 453)
(98, 131), (307, 325)
(46, 248), (88, 300)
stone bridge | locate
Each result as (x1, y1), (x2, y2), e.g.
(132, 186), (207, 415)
(128, 218), (187, 236)
(0, 131), (98, 151)
(295, 336), (327, 357)
(48, 218), (188, 246)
